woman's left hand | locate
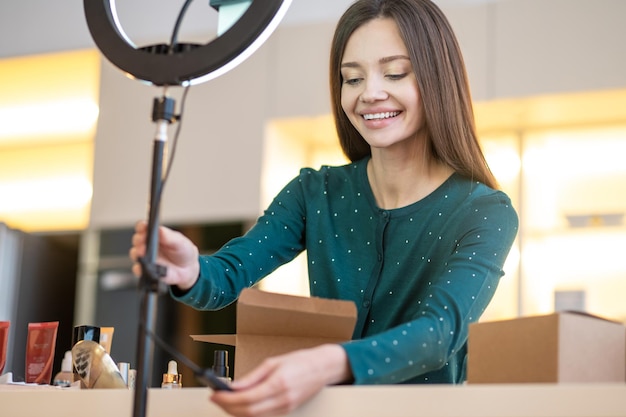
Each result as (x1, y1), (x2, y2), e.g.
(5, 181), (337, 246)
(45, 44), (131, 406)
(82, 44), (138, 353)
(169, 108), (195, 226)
(211, 344), (352, 417)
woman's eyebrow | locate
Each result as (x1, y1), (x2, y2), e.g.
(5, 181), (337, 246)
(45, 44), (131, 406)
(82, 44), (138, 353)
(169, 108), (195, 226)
(380, 55), (410, 64)
(341, 61), (360, 69)
(341, 55), (410, 68)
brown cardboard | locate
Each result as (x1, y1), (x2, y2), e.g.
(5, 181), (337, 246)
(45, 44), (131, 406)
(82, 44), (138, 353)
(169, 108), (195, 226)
(192, 288), (357, 379)
(467, 312), (626, 384)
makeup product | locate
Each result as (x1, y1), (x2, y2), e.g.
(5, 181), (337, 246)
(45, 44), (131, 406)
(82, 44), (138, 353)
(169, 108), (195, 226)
(212, 350), (231, 382)
(71, 340), (126, 389)
(118, 362), (130, 386)
(72, 325), (100, 388)
(53, 350), (73, 387)
(98, 327), (114, 354)
(161, 360), (182, 389)
(25, 321), (59, 384)
(127, 368), (136, 389)
(72, 325), (100, 346)
(0, 321), (9, 375)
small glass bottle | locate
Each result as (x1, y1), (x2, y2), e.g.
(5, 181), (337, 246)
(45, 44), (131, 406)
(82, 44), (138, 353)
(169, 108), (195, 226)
(53, 350), (73, 387)
(161, 360), (182, 389)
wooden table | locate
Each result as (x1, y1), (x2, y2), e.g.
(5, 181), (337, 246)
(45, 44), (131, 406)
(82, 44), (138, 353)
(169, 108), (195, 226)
(1, 383), (625, 417)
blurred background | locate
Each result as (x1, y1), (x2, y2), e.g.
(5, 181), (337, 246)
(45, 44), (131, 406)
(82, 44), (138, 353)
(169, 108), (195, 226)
(1, 0), (625, 386)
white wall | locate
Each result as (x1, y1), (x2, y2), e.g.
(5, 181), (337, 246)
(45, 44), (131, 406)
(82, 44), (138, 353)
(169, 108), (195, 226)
(89, 19), (340, 228)
(90, 46), (271, 228)
(442, 0), (626, 100)
(491, 0), (626, 98)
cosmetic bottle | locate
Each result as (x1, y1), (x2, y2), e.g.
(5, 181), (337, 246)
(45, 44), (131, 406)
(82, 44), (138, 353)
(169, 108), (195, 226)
(53, 350), (73, 387)
(118, 362), (130, 386)
(71, 325), (100, 388)
(127, 368), (137, 389)
(212, 350), (231, 382)
(161, 360), (182, 389)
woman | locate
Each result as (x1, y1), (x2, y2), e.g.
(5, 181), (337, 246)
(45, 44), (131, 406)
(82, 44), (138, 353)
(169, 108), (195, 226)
(130, 0), (518, 415)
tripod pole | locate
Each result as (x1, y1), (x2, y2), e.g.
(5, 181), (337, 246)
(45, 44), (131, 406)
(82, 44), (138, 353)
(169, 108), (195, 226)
(133, 93), (176, 417)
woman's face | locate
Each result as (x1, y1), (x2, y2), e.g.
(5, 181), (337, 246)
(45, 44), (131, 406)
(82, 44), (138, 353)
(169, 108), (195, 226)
(340, 18), (424, 153)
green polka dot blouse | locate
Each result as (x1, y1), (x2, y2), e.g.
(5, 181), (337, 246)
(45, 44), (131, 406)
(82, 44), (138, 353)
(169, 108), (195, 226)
(173, 157), (518, 385)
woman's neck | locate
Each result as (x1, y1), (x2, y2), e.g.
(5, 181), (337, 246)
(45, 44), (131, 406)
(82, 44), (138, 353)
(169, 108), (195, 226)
(367, 150), (454, 210)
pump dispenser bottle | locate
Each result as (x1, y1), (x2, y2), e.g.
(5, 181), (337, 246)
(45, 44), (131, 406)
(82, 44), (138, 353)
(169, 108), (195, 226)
(53, 350), (74, 387)
(161, 360), (182, 389)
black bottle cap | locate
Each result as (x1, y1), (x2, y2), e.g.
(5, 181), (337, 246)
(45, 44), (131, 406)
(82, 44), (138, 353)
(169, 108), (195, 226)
(212, 350), (229, 378)
(72, 325), (100, 346)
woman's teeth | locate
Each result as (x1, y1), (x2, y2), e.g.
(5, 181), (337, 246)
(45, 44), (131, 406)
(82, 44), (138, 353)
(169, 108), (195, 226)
(363, 111), (400, 120)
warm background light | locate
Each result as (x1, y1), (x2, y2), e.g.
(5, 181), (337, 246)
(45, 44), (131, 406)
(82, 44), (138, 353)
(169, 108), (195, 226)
(0, 49), (100, 231)
(0, 98), (99, 140)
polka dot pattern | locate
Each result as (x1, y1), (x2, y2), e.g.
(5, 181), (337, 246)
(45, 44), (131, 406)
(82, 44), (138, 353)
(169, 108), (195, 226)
(173, 158), (518, 386)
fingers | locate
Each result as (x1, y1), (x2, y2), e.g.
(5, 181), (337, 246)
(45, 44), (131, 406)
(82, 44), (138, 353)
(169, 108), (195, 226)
(212, 380), (293, 417)
(129, 220), (148, 276)
(211, 354), (324, 417)
(129, 220), (172, 260)
(128, 221), (200, 289)
(134, 219), (147, 233)
(211, 359), (285, 417)
(230, 358), (278, 390)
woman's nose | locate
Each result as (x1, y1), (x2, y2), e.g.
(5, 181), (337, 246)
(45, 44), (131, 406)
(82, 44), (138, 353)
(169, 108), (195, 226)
(359, 77), (388, 103)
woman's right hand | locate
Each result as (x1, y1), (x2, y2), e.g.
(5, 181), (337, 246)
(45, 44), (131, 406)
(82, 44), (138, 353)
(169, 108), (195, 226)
(129, 220), (200, 291)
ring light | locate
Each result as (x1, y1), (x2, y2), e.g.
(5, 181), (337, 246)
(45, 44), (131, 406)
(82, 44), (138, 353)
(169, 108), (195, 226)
(83, 0), (292, 86)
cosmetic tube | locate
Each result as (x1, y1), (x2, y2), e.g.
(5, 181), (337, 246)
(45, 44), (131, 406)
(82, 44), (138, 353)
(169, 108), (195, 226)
(0, 321), (9, 375)
(98, 327), (114, 354)
(25, 321), (59, 384)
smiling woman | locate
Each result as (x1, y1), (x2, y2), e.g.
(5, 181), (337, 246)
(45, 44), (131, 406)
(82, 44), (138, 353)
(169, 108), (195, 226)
(0, 49), (100, 232)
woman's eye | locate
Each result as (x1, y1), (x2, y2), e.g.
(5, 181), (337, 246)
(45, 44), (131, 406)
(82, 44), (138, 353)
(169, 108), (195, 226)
(343, 77), (362, 86)
(387, 73), (408, 81)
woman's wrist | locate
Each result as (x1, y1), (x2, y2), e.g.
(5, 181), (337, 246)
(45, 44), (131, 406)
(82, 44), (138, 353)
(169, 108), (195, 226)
(171, 263), (200, 295)
(315, 344), (353, 385)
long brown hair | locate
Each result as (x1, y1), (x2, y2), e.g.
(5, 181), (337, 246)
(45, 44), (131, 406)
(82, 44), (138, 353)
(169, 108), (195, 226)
(329, 0), (498, 189)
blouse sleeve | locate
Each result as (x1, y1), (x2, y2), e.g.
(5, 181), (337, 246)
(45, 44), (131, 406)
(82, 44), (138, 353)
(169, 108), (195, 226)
(342, 192), (519, 384)
(171, 174), (309, 310)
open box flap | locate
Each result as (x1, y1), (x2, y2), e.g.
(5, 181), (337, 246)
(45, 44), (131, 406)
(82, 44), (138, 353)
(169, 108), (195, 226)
(191, 334), (237, 346)
(236, 288), (356, 338)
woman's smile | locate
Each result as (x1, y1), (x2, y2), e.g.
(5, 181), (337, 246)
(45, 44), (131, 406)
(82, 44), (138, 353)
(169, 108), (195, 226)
(362, 111), (401, 121)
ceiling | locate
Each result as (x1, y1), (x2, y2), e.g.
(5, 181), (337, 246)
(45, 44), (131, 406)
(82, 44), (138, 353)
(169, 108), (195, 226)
(0, 0), (497, 59)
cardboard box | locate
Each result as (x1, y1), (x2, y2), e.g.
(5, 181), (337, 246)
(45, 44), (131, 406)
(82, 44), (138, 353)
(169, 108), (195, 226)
(192, 288), (357, 379)
(467, 312), (626, 383)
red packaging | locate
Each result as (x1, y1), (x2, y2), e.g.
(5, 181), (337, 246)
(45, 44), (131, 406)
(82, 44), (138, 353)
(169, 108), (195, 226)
(25, 321), (59, 384)
(0, 321), (9, 374)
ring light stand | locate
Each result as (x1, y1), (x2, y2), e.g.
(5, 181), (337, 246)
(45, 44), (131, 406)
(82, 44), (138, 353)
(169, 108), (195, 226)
(82, 1), (292, 417)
